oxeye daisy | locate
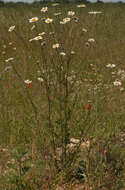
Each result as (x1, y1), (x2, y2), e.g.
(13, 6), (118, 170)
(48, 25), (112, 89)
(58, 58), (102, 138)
(52, 43), (60, 49)
(71, 51), (75, 55)
(106, 64), (116, 68)
(41, 7), (48, 12)
(88, 38), (95, 43)
(82, 28), (87, 32)
(60, 21), (66, 24)
(113, 80), (122, 86)
(70, 138), (80, 144)
(8, 25), (15, 32)
(9, 42), (12, 45)
(60, 52), (66, 56)
(5, 57), (14, 62)
(68, 11), (75, 16)
(33, 36), (43, 41)
(38, 32), (45, 36)
(45, 18), (53, 24)
(24, 80), (32, 84)
(29, 17), (38, 23)
(38, 77), (44, 82)
(63, 17), (71, 23)
(3, 45), (6, 48)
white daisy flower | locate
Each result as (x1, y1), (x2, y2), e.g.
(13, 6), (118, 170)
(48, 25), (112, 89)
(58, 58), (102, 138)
(113, 80), (122, 86)
(70, 138), (80, 144)
(33, 36), (43, 41)
(3, 45), (6, 48)
(88, 38), (95, 43)
(38, 77), (44, 82)
(52, 43), (60, 49)
(71, 51), (75, 55)
(68, 11), (75, 16)
(38, 32), (45, 36)
(29, 35), (42, 42)
(8, 25), (15, 32)
(60, 52), (66, 56)
(9, 42), (12, 45)
(24, 80), (32, 84)
(41, 7), (48, 12)
(29, 17), (38, 23)
(63, 17), (71, 23)
(106, 64), (116, 68)
(60, 21), (66, 24)
(45, 18), (53, 24)
(5, 57), (14, 62)
(82, 28), (87, 32)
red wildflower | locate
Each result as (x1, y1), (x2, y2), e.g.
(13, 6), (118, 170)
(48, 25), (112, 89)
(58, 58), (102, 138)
(104, 150), (108, 155)
(84, 104), (91, 110)
(28, 83), (32, 87)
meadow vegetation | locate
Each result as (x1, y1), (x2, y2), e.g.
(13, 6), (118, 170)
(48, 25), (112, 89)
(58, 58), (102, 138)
(0, 1), (125, 189)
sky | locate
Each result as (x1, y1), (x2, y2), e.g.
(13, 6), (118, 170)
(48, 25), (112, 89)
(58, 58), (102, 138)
(2, 0), (125, 3)
(2, 0), (40, 2)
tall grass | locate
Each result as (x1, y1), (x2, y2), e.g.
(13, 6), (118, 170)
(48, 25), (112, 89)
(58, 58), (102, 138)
(0, 2), (125, 189)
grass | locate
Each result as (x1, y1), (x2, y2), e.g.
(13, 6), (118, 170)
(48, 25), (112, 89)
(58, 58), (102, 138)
(0, 1), (125, 189)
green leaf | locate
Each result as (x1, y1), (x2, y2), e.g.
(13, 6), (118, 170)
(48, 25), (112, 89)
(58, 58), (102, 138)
(7, 163), (17, 170)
